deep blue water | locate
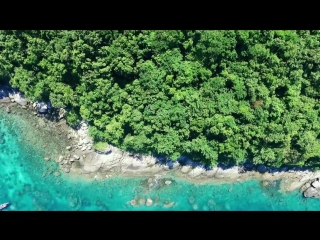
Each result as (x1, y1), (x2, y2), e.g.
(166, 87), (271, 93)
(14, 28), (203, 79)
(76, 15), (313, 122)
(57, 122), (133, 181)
(0, 108), (320, 211)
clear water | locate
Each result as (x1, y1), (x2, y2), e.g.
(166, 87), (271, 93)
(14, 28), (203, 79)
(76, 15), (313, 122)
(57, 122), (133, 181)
(0, 108), (320, 211)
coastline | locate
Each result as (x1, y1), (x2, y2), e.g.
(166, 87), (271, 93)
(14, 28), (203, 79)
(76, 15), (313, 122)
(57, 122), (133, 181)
(1, 86), (320, 198)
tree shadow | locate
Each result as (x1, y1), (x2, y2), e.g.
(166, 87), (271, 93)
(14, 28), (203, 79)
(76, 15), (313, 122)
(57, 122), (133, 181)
(0, 84), (20, 99)
(154, 153), (313, 174)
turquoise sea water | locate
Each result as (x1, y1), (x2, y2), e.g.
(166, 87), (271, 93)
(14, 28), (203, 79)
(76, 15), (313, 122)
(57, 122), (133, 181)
(1, 109), (320, 211)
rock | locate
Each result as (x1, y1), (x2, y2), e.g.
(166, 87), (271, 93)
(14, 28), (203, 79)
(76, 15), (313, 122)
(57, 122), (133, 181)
(310, 171), (320, 180)
(207, 199), (215, 208)
(301, 182), (311, 193)
(148, 178), (153, 184)
(165, 180), (172, 185)
(69, 157), (75, 162)
(145, 156), (156, 165)
(188, 196), (195, 204)
(138, 198), (146, 206)
(37, 102), (51, 113)
(59, 108), (66, 119)
(285, 180), (306, 192)
(13, 93), (28, 106)
(54, 171), (60, 177)
(304, 187), (320, 198)
(203, 169), (216, 177)
(130, 199), (137, 206)
(81, 146), (87, 151)
(44, 157), (50, 161)
(63, 168), (70, 173)
(262, 181), (269, 187)
(73, 155), (80, 160)
(188, 167), (204, 178)
(37, 102), (47, 113)
(299, 172), (313, 182)
(174, 161), (180, 168)
(71, 161), (81, 169)
(66, 146), (71, 150)
(56, 155), (64, 163)
(163, 165), (170, 170)
(311, 180), (320, 189)
(164, 201), (175, 208)
(181, 166), (191, 173)
(81, 164), (101, 174)
(0, 98), (11, 103)
(146, 198), (153, 206)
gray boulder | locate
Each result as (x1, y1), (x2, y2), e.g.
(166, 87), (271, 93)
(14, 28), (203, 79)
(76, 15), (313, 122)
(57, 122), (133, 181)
(311, 180), (320, 189)
(13, 93), (28, 106)
(37, 102), (48, 113)
(304, 187), (320, 198)
(37, 102), (52, 113)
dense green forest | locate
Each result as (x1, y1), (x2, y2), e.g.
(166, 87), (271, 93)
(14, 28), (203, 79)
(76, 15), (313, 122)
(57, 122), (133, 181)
(1, 30), (320, 168)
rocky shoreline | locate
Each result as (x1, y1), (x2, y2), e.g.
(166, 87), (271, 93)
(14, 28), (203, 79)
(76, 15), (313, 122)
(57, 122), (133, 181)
(0, 85), (319, 200)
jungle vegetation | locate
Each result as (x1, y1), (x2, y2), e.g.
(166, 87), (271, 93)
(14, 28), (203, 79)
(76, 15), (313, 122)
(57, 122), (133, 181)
(1, 30), (320, 168)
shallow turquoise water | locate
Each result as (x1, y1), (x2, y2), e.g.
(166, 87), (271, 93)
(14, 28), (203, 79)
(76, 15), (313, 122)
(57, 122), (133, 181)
(1, 110), (320, 211)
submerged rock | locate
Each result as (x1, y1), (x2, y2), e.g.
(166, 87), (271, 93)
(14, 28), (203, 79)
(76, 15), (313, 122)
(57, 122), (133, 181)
(207, 199), (215, 208)
(188, 196), (195, 204)
(165, 180), (172, 185)
(56, 156), (63, 163)
(163, 201), (175, 208)
(130, 199), (137, 206)
(138, 198), (146, 206)
(146, 198), (153, 206)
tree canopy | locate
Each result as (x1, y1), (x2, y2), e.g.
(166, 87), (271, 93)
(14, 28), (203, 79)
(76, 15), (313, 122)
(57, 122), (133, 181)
(1, 30), (320, 168)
